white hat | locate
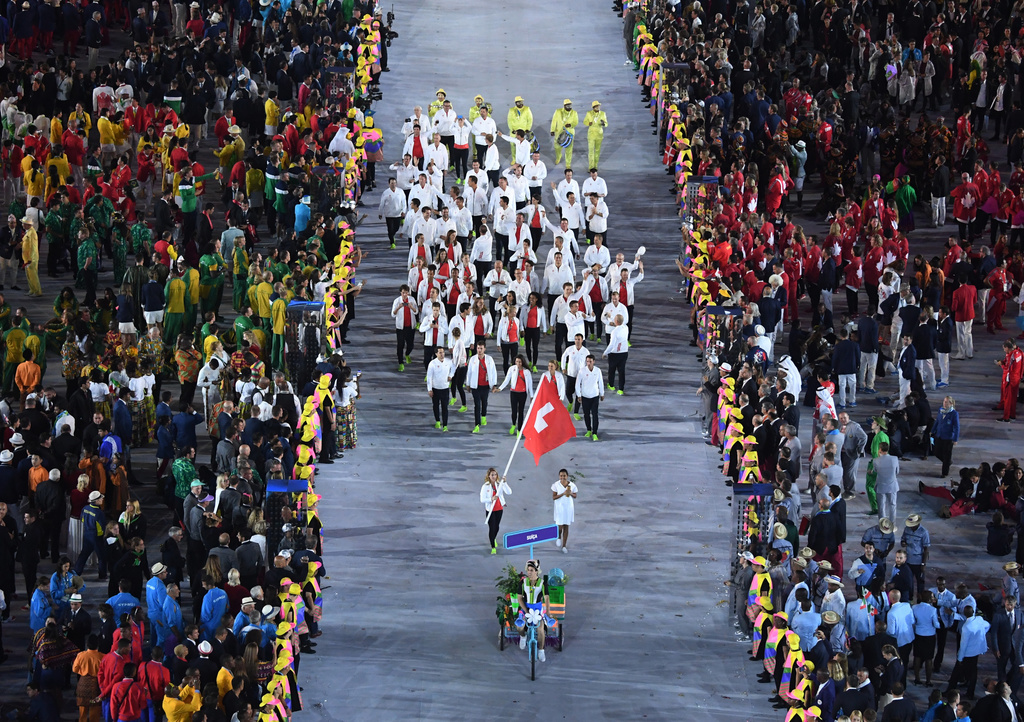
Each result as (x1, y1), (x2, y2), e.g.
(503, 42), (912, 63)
(10, 433), (24, 445)
(198, 641), (212, 654)
(151, 562), (167, 575)
(88, 490), (103, 502)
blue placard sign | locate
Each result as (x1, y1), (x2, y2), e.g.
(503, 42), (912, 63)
(504, 525), (559, 551)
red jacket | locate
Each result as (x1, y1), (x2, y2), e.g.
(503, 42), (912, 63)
(951, 283), (978, 322)
(97, 651), (127, 698)
(110, 678), (149, 721)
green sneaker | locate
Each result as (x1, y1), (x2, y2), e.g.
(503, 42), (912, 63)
(591, 434), (599, 442)
(442, 426), (448, 432)
(617, 390), (624, 396)
(458, 405), (468, 413)
(490, 546), (497, 554)
(434, 421), (441, 429)
(481, 416), (487, 426)
(573, 413), (581, 420)
(584, 431), (593, 438)
(472, 425), (481, 434)
(509, 425), (516, 435)
(398, 363), (405, 372)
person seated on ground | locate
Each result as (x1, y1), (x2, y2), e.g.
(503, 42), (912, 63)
(987, 512), (1015, 556)
(515, 559), (550, 663)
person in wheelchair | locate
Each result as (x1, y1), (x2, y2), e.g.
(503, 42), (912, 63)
(516, 559), (551, 662)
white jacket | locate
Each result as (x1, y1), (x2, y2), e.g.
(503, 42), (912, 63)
(480, 480), (512, 513)
(466, 353), (498, 389)
(498, 365), (534, 396)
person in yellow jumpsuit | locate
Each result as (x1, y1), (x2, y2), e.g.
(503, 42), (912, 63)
(20, 217), (40, 297)
(506, 96), (533, 165)
(550, 99), (579, 169)
(583, 101), (608, 170)
(270, 282), (288, 370)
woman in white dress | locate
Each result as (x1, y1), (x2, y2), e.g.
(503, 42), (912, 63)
(551, 469), (578, 553)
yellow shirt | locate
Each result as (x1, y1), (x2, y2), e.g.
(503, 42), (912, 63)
(165, 277), (187, 313)
(185, 268), (200, 304)
(24, 168), (45, 197)
(271, 297), (287, 334)
(162, 686), (202, 722)
(265, 99), (280, 128)
(97, 116), (116, 145)
(255, 282), (273, 319)
(50, 117), (64, 146)
(21, 228), (37, 263)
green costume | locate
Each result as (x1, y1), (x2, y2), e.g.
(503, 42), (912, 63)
(199, 252), (226, 316)
(865, 429), (890, 515)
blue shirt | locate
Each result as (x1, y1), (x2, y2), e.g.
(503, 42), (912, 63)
(200, 587), (228, 639)
(958, 616), (990, 660)
(887, 602), (915, 646)
(159, 596), (183, 645)
(913, 602), (940, 637)
(901, 526), (931, 564)
(145, 577), (168, 626)
(791, 609), (822, 651)
(107, 592), (142, 621)
(29, 588), (50, 632)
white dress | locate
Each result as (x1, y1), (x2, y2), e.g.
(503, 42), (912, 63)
(551, 481), (577, 525)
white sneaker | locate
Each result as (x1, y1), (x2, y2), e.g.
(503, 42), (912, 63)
(538, 649), (546, 662)
(519, 635), (526, 650)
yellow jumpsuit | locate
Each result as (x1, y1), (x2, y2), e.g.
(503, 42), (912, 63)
(550, 107), (579, 168)
(583, 109), (608, 169)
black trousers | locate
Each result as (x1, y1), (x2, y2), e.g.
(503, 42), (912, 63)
(524, 327), (540, 367)
(581, 395), (599, 433)
(934, 438), (954, 476)
(946, 654), (979, 698)
(566, 375), (578, 412)
(450, 365), (467, 405)
(607, 352), (628, 391)
(500, 342), (518, 373)
(385, 216), (402, 244)
(472, 386), (490, 425)
(554, 322), (568, 360)
(452, 147), (469, 177)
(486, 508), (503, 548)
(431, 388), (449, 425)
(396, 327), (415, 364)
(510, 390), (527, 428)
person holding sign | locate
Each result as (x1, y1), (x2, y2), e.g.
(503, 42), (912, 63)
(480, 467), (511, 555)
(551, 469), (578, 553)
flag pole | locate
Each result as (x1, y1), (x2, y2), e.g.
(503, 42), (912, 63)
(486, 376), (547, 525)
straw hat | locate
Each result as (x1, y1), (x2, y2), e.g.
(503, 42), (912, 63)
(905, 514), (922, 528)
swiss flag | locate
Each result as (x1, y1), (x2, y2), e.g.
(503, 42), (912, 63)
(523, 376), (577, 465)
